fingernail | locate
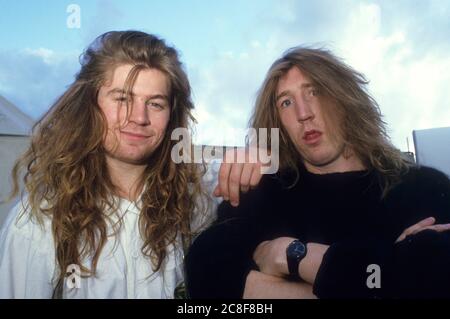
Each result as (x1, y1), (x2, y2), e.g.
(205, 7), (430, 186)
(425, 217), (435, 224)
(231, 201), (238, 207)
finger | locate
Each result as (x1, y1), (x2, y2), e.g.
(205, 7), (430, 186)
(432, 224), (450, 232)
(249, 163), (263, 189)
(218, 162), (232, 201)
(229, 163), (244, 207)
(404, 217), (435, 237)
(412, 224), (450, 235)
(240, 163), (253, 193)
(396, 217), (436, 243)
(414, 217), (436, 228)
(395, 234), (406, 243)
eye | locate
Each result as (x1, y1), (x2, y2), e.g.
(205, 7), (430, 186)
(280, 99), (293, 108)
(308, 87), (319, 97)
(114, 96), (132, 104)
(146, 101), (165, 109)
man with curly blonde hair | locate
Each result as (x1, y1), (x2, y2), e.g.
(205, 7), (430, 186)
(0, 30), (213, 298)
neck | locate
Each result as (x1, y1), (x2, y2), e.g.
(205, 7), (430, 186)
(106, 156), (146, 201)
(304, 150), (366, 175)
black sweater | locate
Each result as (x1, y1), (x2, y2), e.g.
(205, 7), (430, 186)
(185, 165), (450, 298)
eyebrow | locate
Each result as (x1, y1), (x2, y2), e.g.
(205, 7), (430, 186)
(107, 88), (169, 101)
(275, 83), (315, 102)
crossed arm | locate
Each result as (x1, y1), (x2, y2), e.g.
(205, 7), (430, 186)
(208, 153), (450, 298)
(186, 196), (450, 299)
(244, 218), (450, 299)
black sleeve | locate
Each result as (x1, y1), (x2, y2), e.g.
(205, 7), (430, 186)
(184, 212), (259, 298)
(185, 176), (282, 299)
(313, 167), (450, 298)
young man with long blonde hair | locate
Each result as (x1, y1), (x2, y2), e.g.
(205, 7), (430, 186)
(0, 30), (213, 298)
(186, 47), (450, 299)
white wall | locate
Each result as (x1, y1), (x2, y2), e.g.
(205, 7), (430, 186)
(413, 127), (450, 177)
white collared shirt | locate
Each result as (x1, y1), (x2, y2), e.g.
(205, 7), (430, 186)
(0, 197), (188, 299)
(0, 161), (221, 299)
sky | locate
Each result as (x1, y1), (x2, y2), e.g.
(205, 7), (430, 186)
(0, 0), (449, 152)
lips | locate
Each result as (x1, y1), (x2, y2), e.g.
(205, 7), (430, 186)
(121, 131), (151, 140)
(302, 130), (322, 145)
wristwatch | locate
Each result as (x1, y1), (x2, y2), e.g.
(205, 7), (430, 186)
(286, 239), (308, 280)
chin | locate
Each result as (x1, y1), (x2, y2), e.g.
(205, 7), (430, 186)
(304, 152), (338, 167)
(116, 150), (154, 164)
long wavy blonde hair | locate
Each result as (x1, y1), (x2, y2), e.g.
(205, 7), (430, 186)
(9, 31), (207, 291)
(250, 46), (414, 196)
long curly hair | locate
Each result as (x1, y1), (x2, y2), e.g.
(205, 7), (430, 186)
(250, 46), (414, 196)
(9, 31), (207, 291)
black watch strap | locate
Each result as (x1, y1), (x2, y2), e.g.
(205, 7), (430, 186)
(286, 239), (307, 280)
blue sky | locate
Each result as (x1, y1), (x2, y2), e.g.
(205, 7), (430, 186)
(0, 0), (449, 151)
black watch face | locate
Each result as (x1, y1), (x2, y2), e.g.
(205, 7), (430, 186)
(289, 241), (306, 258)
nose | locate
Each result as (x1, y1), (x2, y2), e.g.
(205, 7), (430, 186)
(127, 97), (150, 126)
(294, 94), (314, 123)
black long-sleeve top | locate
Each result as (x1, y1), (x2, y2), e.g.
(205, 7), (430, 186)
(185, 165), (450, 298)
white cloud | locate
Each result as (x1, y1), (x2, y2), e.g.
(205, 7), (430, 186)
(0, 48), (79, 118)
(189, 44), (281, 146)
(24, 48), (55, 64)
(332, 2), (450, 152)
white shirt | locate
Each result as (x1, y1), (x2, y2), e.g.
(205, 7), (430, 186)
(0, 197), (189, 299)
(0, 162), (221, 299)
